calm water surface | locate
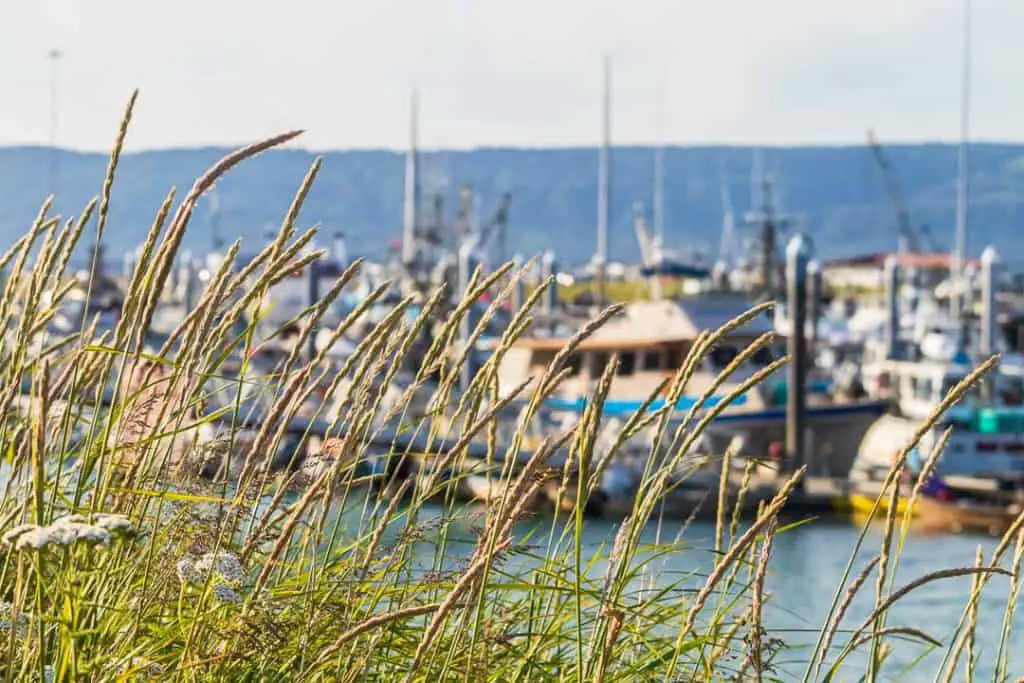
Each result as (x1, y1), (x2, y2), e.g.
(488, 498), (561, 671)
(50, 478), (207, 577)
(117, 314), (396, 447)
(407, 505), (1023, 682)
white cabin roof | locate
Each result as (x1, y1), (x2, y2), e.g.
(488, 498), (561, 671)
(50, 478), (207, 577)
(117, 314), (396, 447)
(517, 296), (771, 351)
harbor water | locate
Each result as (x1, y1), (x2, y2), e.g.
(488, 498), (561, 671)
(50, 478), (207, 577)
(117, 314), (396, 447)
(406, 504), (1023, 681)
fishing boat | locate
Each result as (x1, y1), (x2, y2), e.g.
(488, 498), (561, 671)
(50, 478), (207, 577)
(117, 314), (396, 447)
(914, 490), (1020, 536)
(496, 295), (887, 474)
(849, 251), (1024, 521)
(848, 0), (1024, 521)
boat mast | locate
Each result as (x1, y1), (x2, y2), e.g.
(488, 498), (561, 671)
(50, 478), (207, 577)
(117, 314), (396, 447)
(653, 71), (667, 250)
(595, 54), (611, 306)
(718, 181), (735, 268)
(401, 88), (421, 270)
(952, 0), (972, 325)
(653, 145), (665, 258)
(209, 187), (223, 253)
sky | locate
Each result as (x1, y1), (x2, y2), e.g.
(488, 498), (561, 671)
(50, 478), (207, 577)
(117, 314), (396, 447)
(1, 0), (1021, 152)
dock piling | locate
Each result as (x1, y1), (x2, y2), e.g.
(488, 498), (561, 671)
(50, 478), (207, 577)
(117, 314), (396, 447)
(306, 256), (320, 363)
(980, 245), (1000, 357)
(512, 257), (526, 313)
(786, 235), (812, 483)
(183, 258), (196, 313)
(807, 259), (822, 349)
(884, 254), (900, 360)
(541, 250), (558, 316)
(457, 240), (477, 394)
(333, 231), (348, 268)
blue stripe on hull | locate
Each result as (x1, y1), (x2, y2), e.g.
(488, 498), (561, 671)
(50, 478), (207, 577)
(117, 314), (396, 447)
(545, 394), (748, 414)
(545, 396), (888, 424)
(708, 401), (888, 426)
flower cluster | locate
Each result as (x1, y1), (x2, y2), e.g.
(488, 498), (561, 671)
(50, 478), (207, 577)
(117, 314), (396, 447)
(213, 584), (243, 605)
(176, 550), (247, 605)
(1, 513), (135, 552)
(0, 601), (29, 639)
(177, 550), (246, 587)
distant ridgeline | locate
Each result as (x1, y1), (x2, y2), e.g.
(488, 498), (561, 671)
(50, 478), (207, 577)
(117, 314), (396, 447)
(3, 143), (1024, 268)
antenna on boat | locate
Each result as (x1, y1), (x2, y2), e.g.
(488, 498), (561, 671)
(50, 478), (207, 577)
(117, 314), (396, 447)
(401, 88), (421, 270)
(594, 54), (612, 307)
(951, 0), (972, 327)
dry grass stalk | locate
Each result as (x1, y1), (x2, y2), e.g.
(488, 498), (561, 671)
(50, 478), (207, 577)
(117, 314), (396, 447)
(847, 626), (941, 653)
(851, 566), (1010, 646)
(749, 518), (775, 682)
(965, 546), (984, 683)
(311, 602), (444, 670)
(714, 446), (733, 559)
(817, 554), (880, 669)
(729, 459), (757, 543)
(995, 527), (1024, 681)
(679, 467), (804, 640)
(406, 472), (547, 680)
(593, 606), (624, 683)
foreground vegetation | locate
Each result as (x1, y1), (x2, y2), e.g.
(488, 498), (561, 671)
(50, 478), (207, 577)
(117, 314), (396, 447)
(0, 96), (1021, 682)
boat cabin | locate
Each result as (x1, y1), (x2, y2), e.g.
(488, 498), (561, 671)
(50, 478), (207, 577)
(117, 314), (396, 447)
(863, 352), (1024, 423)
(497, 297), (781, 414)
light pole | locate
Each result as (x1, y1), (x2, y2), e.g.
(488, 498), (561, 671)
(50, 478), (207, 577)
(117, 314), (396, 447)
(48, 48), (62, 198)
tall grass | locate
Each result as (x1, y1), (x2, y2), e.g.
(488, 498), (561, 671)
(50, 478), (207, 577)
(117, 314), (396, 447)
(0, 99), (1021, 682)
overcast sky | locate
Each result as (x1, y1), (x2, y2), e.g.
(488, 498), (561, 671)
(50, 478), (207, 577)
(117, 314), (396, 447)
(1, 0), (1019, 152)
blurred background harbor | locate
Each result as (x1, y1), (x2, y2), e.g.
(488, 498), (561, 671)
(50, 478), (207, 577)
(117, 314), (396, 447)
(6, 0), (1024, 678)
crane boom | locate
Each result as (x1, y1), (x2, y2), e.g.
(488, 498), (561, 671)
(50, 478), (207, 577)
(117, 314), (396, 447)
(866, 129), (917, 253)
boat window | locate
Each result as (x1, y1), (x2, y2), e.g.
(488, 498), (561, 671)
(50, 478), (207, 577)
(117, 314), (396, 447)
(592, 352), (611, 376)
(909, 376), (931, 400)
(618, 352), (636, 377)
(566, 353), (583, 376)
(642, 350), (662, 371)
(941, 375), (980, 401)
(1001, 378), (1024, 406)
(709, 345), (740, 370)
(752, 346), (775, 367)
(665, 343), (691, 370)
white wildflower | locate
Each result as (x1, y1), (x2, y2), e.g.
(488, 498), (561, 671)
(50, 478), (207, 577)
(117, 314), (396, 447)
(0, 602), (29, 639)
(51, 514), (86, 526)
(213, 584), (242, 605)
(15, 527), (54, 551)
(9, 519), (111, 551)
(68, 523), (111, 547)
(194, 551), (246, 587)
(2, 523), (39, 546)
(93, 513), (134, 534)
(176, 558), (199, 586)
(194, 503), (223, 523)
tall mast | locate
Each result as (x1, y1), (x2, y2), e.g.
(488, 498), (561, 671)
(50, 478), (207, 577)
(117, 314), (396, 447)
(951, 0), (972, 323)
(653, 145), (665, 247)
(595, 55), (611, 305)
(209, 187), (223, 252)
(718, 181), (735, 266)
(653, 73), (667, 250)
(401, 88), (421, 268)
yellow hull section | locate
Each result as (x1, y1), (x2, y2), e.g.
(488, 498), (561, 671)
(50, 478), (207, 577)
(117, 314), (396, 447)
(849, 492), (918, 518)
